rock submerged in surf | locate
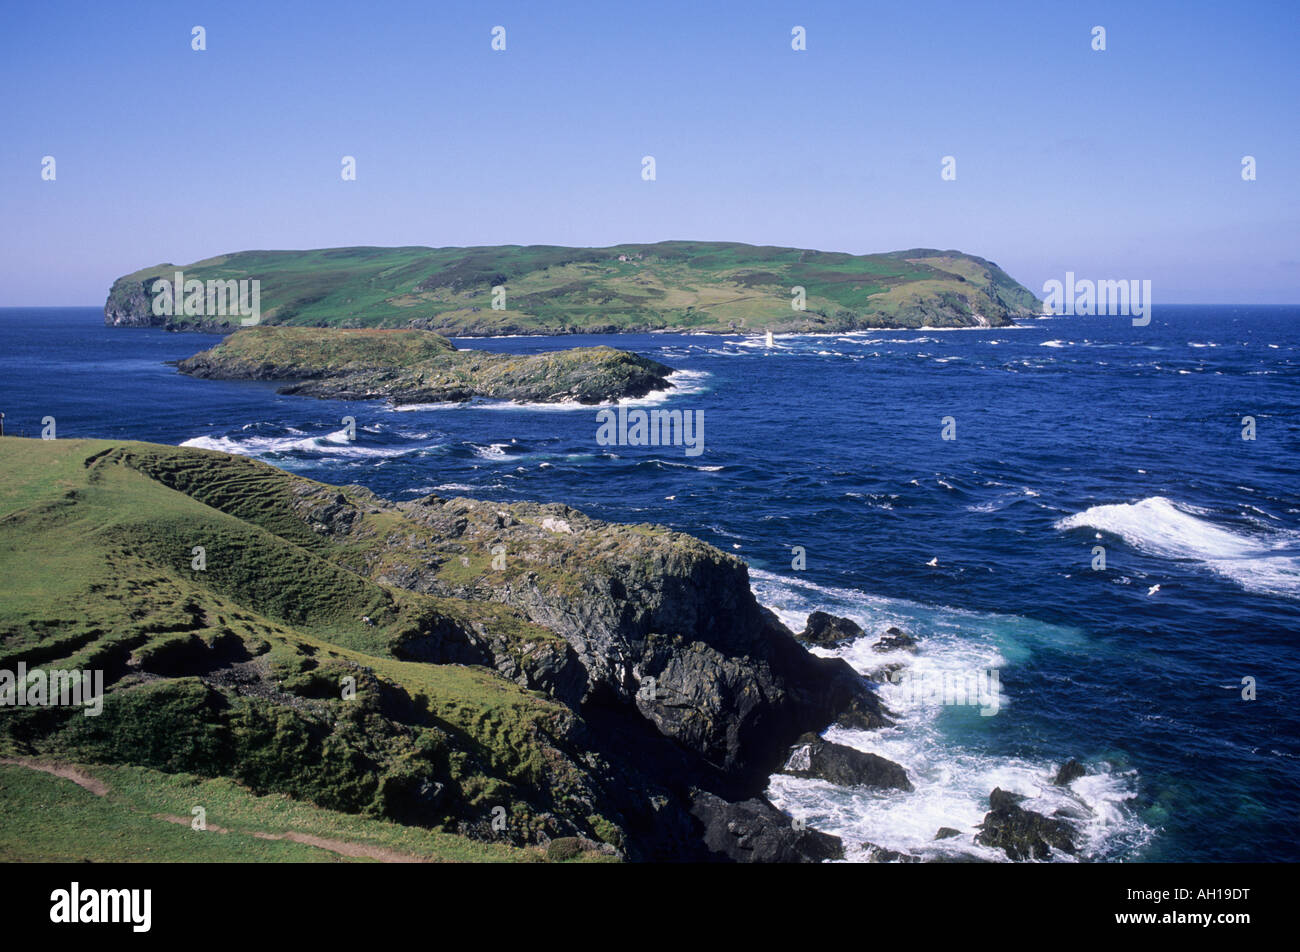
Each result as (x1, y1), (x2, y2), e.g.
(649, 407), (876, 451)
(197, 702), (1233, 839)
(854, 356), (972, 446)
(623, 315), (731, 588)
(858, 842), (923, 863)
(975, 787), (1078, 860)
(798, 611), (865, 647)
(781, 732), (913, 791)
(864, 661), (906, 684)
(1053, 758), (1086, 786)
(872, 626), (919, 652)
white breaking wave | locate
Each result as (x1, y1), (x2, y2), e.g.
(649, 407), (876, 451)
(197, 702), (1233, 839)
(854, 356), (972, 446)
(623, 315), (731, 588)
(1056, 496), (1300, 599)
(472, 368), (712, 411)
(748, 569), (1149, 862)
(180, 429), (417, 459)
(383, 369), (710, 413)
(619, 369), (710, 406)
(470, 442), (512, 460)
(643, 458), (724, 472)
(388, 401), (468, 411)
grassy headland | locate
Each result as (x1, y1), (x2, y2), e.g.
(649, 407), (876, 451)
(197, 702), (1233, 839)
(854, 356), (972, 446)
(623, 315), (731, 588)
(0, 437), (882, 861)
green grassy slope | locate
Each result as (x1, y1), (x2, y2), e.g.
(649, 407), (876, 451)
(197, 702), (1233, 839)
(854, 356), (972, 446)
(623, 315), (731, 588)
(0, 762), (559, 862)
(105, 242), (1040, 334)
(0, 437), (620, 862)
(180, 326), (458, 376)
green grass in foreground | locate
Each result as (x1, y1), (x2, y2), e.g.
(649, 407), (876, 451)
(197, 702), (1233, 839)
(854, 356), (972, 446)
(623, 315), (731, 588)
(0, 762), (542, 862)
(0, 438), (622, 861)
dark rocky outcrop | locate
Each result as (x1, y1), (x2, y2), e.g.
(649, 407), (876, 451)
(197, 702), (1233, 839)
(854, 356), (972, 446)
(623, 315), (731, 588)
(828, 675), (895, 731)
(373, 494), (893, 792)
(103, 276), (156, 328)
(873, 626), (918, 653)
(798, 611), (865, 647)
(935, 827), (962, 840)
(103, 273), (241, 332)
(690, 790), (843, 863)
(782, 733), (913, 791)
(859, 841), (923, 863)
(975, 788), (1078, 860)
(1053, 758), (1086, 787)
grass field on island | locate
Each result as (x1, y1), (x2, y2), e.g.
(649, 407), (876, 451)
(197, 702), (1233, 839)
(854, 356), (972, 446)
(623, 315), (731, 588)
(105, 241), (1040, 334)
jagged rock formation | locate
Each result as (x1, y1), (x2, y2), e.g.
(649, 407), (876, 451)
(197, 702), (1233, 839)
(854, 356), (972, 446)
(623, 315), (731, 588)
(872, 626), (919, 653)
(1053, 759), (1086, 786)
(781, 732), (913, 791)
(797, 611), (865, 648)
(0, 438), (890, 861)
(975, 788), (1079, 861)
(690, 791), (844, 862)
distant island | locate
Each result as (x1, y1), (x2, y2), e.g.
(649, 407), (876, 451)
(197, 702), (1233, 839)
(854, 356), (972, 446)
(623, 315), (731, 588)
(105, 241), (1040, 335)
(176, 326), (674, 405)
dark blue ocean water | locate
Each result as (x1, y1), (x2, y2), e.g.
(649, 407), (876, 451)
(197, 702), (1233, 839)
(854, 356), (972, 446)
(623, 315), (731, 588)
(2, 306), (1297, 862)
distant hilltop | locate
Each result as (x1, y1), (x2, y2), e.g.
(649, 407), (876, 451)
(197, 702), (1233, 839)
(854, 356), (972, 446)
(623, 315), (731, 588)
(104, 241), (1040, 335)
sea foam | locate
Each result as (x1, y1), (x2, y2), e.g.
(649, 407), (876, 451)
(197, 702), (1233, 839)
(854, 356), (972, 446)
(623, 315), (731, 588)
(749, 570), (1149, 862)
(1056, 496), (1300, 598)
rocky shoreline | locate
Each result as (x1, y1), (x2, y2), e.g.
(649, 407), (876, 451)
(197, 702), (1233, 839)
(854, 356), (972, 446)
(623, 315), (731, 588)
(0, 438), (1095, 862)
(780, 615), (1094, 861)
(0, 440), (882, 862)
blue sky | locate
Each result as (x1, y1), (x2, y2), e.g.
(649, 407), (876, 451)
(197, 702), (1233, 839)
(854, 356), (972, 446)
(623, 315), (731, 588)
(2, 0), (1297, 304)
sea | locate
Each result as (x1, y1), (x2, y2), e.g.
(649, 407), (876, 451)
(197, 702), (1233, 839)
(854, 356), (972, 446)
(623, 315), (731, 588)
(1, 305), (1296, 862)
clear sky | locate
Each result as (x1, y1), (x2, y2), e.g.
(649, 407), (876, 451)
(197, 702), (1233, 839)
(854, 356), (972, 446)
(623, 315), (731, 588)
(2, 0), (1297, 305)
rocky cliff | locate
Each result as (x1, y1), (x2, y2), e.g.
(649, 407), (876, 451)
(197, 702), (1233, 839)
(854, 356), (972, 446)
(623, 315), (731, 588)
(0, 438), (889, 861)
